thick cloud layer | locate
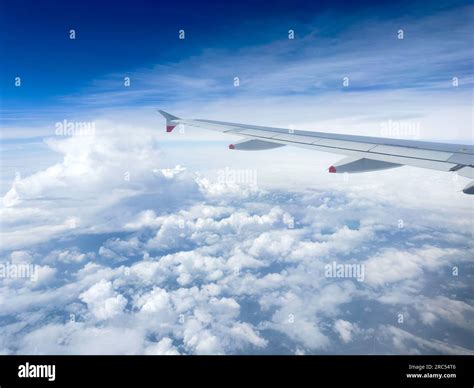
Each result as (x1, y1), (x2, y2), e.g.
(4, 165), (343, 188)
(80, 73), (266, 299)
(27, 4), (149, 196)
(0, 121), (473, 355)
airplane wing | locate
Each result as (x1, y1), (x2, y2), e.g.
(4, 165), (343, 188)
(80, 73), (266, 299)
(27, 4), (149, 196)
(158, 110), (474, 194)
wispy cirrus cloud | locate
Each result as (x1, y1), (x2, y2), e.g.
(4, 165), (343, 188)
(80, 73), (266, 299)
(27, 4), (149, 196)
(63, 4), (473, 105)
(3, 4), (473, 144)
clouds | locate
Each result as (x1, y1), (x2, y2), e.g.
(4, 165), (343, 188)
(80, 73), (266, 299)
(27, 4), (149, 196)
(334, 319), (359, 343)
(0, 167), (472, 354)
(67, 4), (473, 109)
(131, 285), (267, 354)
(414, 296), (474, 330)
(3, 3), (473, 148)
(80, 280), (127, 321)
(0, 2), (473, 356)
(45, 249), (94, 264)
(0, 120), (203, 251)
(144, 337), (180, 355)
(1, 121), (472, 354)
(18, 324), (145, 355)
(0, 122), (472, 354)
(380, 325), (474, 355)
(363, 246), (460, 287)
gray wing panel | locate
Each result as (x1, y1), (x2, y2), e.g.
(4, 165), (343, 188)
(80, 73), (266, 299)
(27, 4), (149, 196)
(189, 118), (474, 154)
(177, 118), (472, 172)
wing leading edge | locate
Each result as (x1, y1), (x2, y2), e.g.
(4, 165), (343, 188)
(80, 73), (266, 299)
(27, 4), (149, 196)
(158, 110), (474, 194)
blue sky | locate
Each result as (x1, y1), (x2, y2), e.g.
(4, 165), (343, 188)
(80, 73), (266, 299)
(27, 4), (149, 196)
(0, 0), (344, 105)
(0, 0), (473, 355)
(1, 0), (473, 125)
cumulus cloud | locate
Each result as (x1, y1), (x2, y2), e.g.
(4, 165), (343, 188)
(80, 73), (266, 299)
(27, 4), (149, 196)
(80, 280), (127, 320)
(44, 249), (95, 264)
(363, 246), (461, 287)
(334, 320), (359, 344)
(144, 338), (180, 355)
(0, 121), (202, 251)
(0, 76), (473, 355)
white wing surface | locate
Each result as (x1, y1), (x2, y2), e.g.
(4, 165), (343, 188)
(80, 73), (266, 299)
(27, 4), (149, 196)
(158, 110), (474, 194)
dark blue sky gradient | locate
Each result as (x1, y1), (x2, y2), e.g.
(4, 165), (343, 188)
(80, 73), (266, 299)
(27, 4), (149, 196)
(0, 0), (470, 111)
